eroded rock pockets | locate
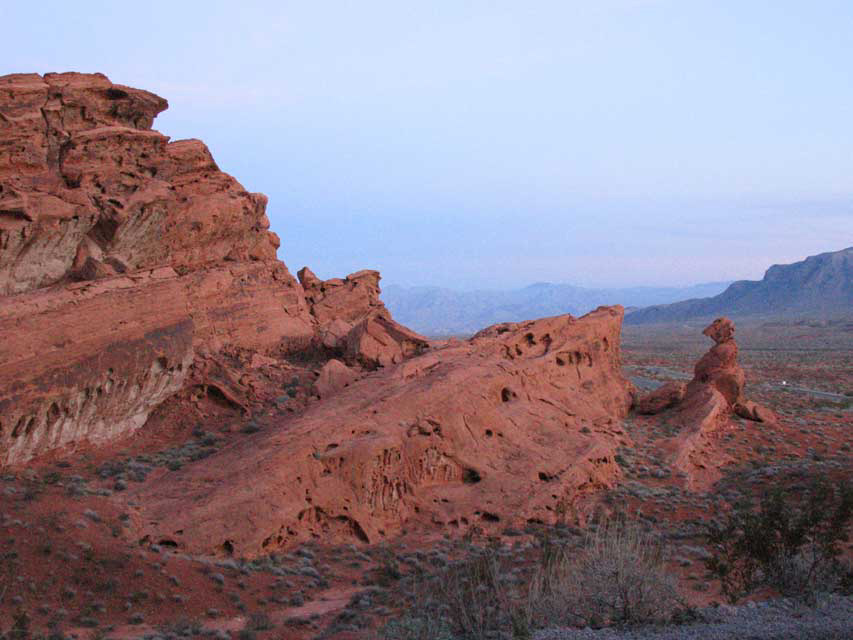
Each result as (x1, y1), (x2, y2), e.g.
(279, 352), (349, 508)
(634, 317), (778, 489)
(132, 307), (634, 556)
(0, 72), (421, 465)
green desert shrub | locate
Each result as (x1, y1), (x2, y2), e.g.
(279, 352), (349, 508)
(379, 541), (528, 640)
(705, 475), (853, 603)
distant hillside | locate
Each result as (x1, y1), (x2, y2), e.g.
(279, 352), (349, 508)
(626, 247), (853, 324)
(382, 281), (731, 336)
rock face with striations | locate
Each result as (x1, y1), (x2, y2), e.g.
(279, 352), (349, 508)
(1, 73), (319, 464)
(133, 307), (633, 554)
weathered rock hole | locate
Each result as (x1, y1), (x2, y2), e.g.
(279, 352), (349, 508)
(556, 356), (566, 366)
(501, 387), (516, 402)
(479, 512), (500, 522)
(524, 333), (536, 347)
(158, 539), (178, 548)
(462, 468), (482, 484)
(485, 429), (493, 437)
(538, 471), (557, 482)
(221, 540), (235, 556)
(105, 88), (129, 100)
(12, 415), (34, 438)
(88, 217), (119, 247)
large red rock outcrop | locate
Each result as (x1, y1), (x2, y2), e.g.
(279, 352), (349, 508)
(1, 73), (352, 465)
(132, 307), (633, 555)
(635, 317), (777, 488)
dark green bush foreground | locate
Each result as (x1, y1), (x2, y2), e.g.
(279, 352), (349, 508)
(705, 476), (853, 604)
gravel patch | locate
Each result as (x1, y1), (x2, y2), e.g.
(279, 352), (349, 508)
(534, 595), (853, 640)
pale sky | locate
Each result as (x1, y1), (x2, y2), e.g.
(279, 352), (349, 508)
(3, 1), (852, 288)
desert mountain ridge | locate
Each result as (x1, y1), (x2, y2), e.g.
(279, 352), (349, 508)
(383, 280), (732, 336)
(626, 246), (853, 324)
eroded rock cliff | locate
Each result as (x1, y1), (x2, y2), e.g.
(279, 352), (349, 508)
(0, 72), (309, 464)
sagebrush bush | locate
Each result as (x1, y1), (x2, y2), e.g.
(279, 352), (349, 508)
(379, 542), (528, 640)
(706, 475), (853, 603)
(527, 519), (679, 628)
(381, 518), (681, 639)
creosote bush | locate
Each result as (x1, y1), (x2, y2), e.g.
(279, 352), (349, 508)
(705, 475), (853, 603)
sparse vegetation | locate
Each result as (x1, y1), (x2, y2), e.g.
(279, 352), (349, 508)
(705, 475), (853, 603)
(528, 519), (680, 628)
(381, 518), (680, 639)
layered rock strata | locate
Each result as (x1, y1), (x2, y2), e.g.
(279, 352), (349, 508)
(0, 73), (311, 464)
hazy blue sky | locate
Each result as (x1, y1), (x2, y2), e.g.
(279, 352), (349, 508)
(3, 1), (852, 288)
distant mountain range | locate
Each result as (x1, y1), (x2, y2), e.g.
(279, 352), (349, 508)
(382, 281), (732, 336)
(625, 247), (853, 324)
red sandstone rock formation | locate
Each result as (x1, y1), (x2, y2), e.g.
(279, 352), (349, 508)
(298, 267), (429, 368)
(0, 73), (408, 465)
(132, 307), (633, 555)
(635, 317), (777, 488)
(1, 73), (636, 553)
(313, 359), (359, 398)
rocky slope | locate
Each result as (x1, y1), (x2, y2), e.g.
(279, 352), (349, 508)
(626, 247), (853, 324)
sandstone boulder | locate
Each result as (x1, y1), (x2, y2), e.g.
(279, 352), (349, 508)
(663, 317), (778, 488)
(635, 381), (687, 414)
(313, 359), (358, 398)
